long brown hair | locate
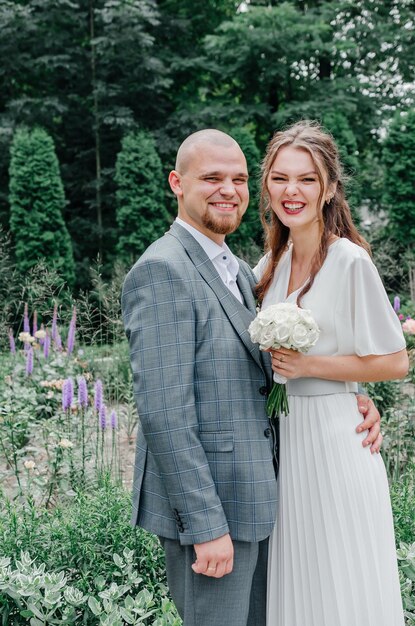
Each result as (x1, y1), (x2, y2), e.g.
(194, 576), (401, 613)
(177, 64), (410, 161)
(256, 120), (370, 305)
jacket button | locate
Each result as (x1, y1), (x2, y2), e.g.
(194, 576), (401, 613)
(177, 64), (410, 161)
(259, 386), (268, 396)
(264, 427), (271, 438)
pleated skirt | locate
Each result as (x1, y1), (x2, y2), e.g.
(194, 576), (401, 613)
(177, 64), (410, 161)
(267, 393), (405, 626)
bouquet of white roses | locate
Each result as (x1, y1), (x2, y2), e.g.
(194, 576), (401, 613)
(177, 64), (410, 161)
(248, 302), (320, 420)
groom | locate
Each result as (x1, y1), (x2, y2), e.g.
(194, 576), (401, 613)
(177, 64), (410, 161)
(121, 129), (382, 626)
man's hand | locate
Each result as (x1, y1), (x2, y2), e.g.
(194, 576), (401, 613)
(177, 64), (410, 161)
(192, 533), (234, 578)
(356, 394), (383, 454)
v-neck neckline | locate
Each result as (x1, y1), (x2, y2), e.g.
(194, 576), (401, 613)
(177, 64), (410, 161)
(284, 245), (308, 301)
(284, 238), (342, 301)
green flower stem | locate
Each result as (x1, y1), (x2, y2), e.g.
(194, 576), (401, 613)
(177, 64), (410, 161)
(266, 383), (289, 420)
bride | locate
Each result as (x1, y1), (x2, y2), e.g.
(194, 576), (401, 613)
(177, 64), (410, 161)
(253, 121), (408, 626)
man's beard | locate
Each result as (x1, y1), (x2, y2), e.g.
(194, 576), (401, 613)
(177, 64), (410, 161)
(201, 206), (243, 235)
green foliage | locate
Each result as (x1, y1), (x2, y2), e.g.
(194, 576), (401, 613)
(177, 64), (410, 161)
(383, 109), (415, 246)
(363, 380), (400, 417)
(0, 545), (180, 624)
(0, 479), (167, 596)
(397, 543), (415, 624)
(381, 400), (415, 483)
(1, 0), (415, 275)
(392, 466), (415, 545)
(227, 126), (263, 257)
(115, 130), (171, 266)
(322, 112), (362, 223)
(9, 128), (75, 286)
(365, 226), (408, 296)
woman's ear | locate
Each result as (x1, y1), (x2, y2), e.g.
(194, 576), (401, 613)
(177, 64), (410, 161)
(325, 182), (337, 203)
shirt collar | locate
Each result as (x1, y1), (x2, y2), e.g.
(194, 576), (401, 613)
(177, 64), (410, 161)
(176, 217), (227, 262)
(175, 217), (240, 280)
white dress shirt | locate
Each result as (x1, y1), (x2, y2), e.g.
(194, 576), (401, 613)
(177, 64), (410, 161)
(175, 217), (243, 303)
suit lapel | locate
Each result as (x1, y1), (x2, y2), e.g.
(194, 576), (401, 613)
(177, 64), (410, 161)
(236, 263), (257, 314)
(237, 261), (273, 386)
(168, 223), (264, 372)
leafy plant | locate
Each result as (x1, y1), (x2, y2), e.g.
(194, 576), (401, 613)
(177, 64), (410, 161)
(0, 548), (180, 625)
(397, 543), (415, 625)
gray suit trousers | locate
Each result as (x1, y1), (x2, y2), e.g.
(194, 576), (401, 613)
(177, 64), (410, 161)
(161, 537), (269, 626)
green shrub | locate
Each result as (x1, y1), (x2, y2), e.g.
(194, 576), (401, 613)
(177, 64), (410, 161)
(0, 549), (181, 625)
(397, 543), (415, 625)
(363, 380), (401, 417)
(0, 478), (170, 602)
(392, 465), (415, 545)
(227, 127), (262, 261)
(9, 127), (75, 287)
(115, 130), (171, 266)
(383, 108), (415, 246)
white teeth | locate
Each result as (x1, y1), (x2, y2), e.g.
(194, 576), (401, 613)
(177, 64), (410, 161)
(283, 202), (304, 211)
(213, 203), (234, 208)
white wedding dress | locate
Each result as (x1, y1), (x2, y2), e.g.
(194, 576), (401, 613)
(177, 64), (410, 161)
(254, 238), (406, 626)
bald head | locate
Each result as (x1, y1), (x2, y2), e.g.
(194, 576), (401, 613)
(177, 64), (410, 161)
(176, 129), (241, 174)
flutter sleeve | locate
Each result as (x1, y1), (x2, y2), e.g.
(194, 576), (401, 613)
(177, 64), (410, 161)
(252, 253), (270, 280)
(335, 249), (406, 356)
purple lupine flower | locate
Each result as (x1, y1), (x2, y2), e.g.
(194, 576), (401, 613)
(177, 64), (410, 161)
(110, 409), (117, 429)
(43, 332), (51, 358)
(99, 404), (107, 430)
(77, 376), (88, 408)
(51, 304), (58, 342)
(32, 310), (38, 336)
(9, 329), (16, 354)
(55, 330), (62, 351)
(23, 303), (30, 333)
(62, 377), (74, 411)
(393, 296), (400, 312)
(25, 346), (34, 376)
(94, 379), (103, 412)
(67, 307), (76, 354)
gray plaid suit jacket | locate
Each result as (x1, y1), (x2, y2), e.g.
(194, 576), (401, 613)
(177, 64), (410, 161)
(122, 222), (278, 545)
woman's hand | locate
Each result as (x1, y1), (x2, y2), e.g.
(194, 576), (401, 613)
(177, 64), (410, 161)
(269, 347), (309, 379)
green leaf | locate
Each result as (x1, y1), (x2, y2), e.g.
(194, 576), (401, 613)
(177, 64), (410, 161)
(88, 596), (102, 616)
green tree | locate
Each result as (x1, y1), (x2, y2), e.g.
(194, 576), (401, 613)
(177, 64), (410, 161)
(383, 109), (415, 245)
(382, 108), (415, 300)
(0, 0), (170, 282)
(115, 130), (171, 265)
(227, 127), (263, 261)
(9, 127), (75, 286)
(322, 112), (362, 223)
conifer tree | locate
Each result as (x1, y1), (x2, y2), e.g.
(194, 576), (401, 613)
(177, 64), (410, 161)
(383, 109), (415, 244)
(9, 127), (75, 286)
(115, 130), (171, 265)
(227, 127), (262, 260)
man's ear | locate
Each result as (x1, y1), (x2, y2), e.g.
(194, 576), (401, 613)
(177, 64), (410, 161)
(168, 170), (183, 197)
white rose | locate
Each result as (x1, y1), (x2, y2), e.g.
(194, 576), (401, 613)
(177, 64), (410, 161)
(35, 330), (46, 339)
(272, 322), (291, 345)
(248, 319), (265, 344)
(258, 325), (277, 350)
(291, 324), (312, 350)
(297, 308), (314, 325)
